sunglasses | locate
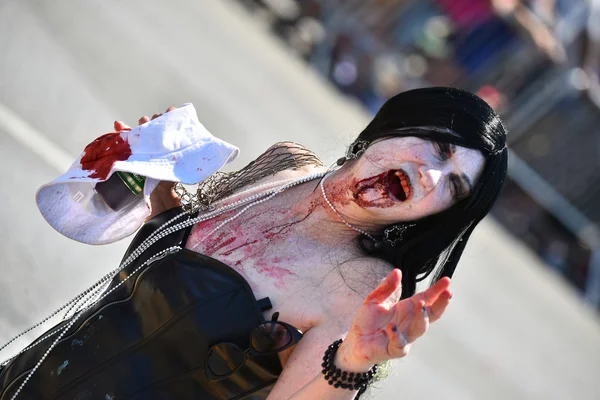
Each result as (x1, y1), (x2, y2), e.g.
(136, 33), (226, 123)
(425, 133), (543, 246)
(205, 312), (303, 381)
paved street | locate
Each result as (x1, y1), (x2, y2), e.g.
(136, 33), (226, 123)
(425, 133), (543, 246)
(0, 1), (599, 399)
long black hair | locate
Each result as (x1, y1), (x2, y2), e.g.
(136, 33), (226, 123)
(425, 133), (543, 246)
(351, 87), (508, 298)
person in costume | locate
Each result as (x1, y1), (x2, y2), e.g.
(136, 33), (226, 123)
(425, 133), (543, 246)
(0, 87), (507, 400)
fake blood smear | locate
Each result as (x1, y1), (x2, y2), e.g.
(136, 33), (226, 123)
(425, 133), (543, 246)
(353, 172), (394, 208)
(255, 265), (295, 289)
(80, 132), (132, 179)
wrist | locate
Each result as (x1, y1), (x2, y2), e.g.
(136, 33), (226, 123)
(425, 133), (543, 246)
(321, 339), (378, 395)
(334, 339), (374, 373)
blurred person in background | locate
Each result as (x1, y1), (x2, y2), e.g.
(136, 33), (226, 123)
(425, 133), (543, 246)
(580, 0), (600, 101)
(432, 0), (565, 102)
(490, 0), (566, 63)
(0, 88), (508, 399)
(293, 0), (568, 116)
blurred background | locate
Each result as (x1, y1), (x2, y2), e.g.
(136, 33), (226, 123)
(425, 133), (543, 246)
(0, 0), (599, 399)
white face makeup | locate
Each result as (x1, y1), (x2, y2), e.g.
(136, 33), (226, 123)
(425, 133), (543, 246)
(331, 136), (485, 227)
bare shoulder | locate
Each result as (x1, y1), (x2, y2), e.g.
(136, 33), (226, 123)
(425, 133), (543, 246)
(254, 141), (324, 174)
(234, 142), (326, 186)
(317, 257), (394, 324)
(276, 257), (392, 369)
(262, 141), (321, 157)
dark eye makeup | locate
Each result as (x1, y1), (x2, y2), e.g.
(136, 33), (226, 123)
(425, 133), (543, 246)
(450, 174), (468, 201)
(433, 142), (471, 202)
(435, 142), (453, 161)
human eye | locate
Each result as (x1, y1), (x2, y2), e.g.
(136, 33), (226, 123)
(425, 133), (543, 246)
(435, 142), (452, 161)
(450, 175), (468, 201)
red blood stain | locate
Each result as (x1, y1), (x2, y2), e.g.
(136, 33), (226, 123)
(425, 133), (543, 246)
(233, 260), (246, 274)
(262, 201), (319, 237)
(219, 237), (236, 250)
(204, 232), (237, 256)
(186, 210), (238, 245)
(255, 265), (295, 289)
(352, 172), (394, 208)
(222, 240), (259, 256)
(80, 132), (132, 179)
(321, 181), (351, 207)
(202, 231), (227, 252)
(208, 237), (235, 255)
(185, 207), (308, 289)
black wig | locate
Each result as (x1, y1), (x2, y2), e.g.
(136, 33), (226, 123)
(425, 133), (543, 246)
(352, 87), (508, 298)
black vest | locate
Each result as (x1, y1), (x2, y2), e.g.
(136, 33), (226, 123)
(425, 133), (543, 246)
(0, 208), (282, 399)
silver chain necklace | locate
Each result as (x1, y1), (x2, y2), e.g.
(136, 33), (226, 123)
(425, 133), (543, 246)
(320, 172), (379, 244)
(1, 171), (326, 400)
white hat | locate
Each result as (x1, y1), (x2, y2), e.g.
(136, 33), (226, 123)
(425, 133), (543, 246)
(36, 103), (239, 245)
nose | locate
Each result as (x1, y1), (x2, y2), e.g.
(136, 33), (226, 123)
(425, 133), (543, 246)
(418, 165), (443, 192)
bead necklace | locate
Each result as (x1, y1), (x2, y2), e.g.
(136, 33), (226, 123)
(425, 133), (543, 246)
(1, 171), (326, 400)
(320, 172), (379, 244)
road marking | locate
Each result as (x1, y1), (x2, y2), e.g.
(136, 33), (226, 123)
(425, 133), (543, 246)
(0, 102), (74, 171)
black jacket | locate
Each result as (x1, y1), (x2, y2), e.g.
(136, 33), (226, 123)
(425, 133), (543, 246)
(0, 208), (282, 399)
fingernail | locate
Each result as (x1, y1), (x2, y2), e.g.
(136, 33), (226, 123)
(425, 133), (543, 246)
(391, 324), (398, 332)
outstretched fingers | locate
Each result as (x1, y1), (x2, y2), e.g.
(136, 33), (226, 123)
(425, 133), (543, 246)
(385, 301), (423, 354)
(427, 289), (452, 323)
(414, 277), (451, 306)
(386, 300), (432, 358)
(365, 269), (402, 305)
(127, 106), (178, 128)
(386, 320), (410, 357)
(114, 120), (132, 131)
(407, 300), (429, 342)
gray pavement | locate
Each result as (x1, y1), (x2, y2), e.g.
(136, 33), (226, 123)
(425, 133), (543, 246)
(0, 1), (599, 399)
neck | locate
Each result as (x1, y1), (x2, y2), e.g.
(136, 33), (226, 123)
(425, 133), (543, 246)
(279, 170), (378, 246)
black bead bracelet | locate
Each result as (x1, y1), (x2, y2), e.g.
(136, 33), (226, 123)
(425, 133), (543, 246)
(321, 339), (378, 397)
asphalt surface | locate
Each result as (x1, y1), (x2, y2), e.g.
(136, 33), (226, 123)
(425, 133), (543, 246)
(0, 1), (599, 399)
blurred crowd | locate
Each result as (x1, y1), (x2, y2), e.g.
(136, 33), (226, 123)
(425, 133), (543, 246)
(238, 0), (600, 310)
(237, 0), (598, 110)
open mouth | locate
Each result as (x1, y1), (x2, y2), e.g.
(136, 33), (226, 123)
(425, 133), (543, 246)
(386, 169), (412, 202)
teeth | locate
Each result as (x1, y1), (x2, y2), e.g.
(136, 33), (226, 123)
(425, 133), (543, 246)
(395, 170), (410, 199)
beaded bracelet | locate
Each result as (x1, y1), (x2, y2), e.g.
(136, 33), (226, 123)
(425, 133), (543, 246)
(321, 339), (378, 396)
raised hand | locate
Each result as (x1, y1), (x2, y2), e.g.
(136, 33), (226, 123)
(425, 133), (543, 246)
(336, 269), (452, 371)
(112, 106), (181, 217)
(113, 106), (177, 132)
